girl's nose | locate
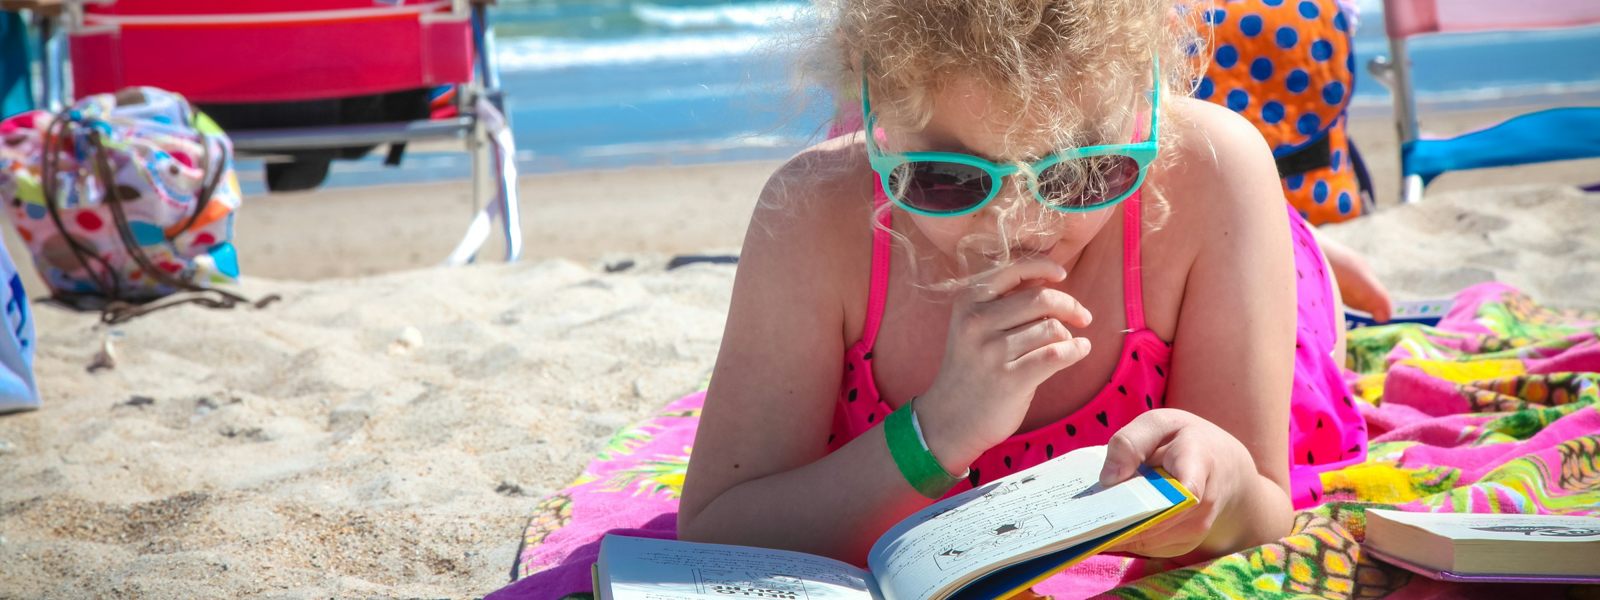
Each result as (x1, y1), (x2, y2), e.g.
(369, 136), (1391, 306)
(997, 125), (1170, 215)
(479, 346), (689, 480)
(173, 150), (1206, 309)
(978, 175), (1050, 229)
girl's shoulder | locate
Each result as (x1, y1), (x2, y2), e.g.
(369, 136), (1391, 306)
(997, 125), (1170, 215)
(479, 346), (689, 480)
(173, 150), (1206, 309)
(1136, 97), (1297, 337)
(748, 131), (878, 254)
(738, 132), (880, 330)
(1148, 96), (1289, 237)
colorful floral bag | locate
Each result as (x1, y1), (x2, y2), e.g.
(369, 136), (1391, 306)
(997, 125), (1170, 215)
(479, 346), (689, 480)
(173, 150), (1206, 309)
(0, 88), (268, 323)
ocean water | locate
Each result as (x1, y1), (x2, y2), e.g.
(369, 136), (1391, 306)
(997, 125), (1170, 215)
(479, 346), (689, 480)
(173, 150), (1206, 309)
(240, 0), (1600, 191)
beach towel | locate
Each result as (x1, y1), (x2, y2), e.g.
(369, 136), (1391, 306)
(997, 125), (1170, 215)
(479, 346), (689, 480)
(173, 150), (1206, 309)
(490, 282), (1600, 600)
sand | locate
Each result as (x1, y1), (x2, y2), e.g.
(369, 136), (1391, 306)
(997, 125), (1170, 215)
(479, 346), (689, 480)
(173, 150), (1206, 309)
(0, 106), (1596, 599)
(0, 257), (735, 599)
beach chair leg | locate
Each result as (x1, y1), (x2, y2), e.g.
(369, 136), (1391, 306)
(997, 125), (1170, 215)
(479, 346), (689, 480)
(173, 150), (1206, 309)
(491, 119), (522, 263)
(444, 118), (495, 266)
(34, 13), (66, 111)
(1387, 36), (1424, 204)
(1400, 174), (1424, 205)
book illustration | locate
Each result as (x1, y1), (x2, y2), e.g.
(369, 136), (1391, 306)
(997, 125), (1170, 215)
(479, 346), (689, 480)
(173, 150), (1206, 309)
(1470, 525), (1600, 537)
(933, 516), (1054, 571)
(695, 569), (812, 599)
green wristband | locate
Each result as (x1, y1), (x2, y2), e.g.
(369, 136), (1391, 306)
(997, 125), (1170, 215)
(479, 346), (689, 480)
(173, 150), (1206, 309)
(885, 398), (965, 498)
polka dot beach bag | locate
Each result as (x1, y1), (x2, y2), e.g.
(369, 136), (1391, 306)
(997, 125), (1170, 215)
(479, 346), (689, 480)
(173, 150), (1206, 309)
(1196, 0), (1370, 225)
(0, 88), (269, 323)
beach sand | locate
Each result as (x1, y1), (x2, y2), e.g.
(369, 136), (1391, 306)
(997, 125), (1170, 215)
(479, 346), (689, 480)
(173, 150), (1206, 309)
(0, 106), (1596, 599)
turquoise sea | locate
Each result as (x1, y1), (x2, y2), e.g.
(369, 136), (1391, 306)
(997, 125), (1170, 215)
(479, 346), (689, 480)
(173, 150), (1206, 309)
(241, 0), (1600, 191)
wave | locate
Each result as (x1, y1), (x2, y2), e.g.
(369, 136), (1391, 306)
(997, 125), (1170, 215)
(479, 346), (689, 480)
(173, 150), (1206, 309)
(1349, 79), (1600, 106)
(497, 32), (771, 71)
(630, 1), (805, 30)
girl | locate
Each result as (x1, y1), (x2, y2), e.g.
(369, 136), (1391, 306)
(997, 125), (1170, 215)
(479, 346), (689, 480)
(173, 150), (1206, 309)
(679, 0), (1365, 574)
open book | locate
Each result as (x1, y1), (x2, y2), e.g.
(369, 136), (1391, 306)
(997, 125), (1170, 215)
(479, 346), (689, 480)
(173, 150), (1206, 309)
(1364, 509), (1600, 583)
(595, 445), (1194, 600)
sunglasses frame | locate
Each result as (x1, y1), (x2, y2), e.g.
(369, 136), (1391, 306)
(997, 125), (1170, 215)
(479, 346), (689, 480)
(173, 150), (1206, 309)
(862, 63), (1162, 217)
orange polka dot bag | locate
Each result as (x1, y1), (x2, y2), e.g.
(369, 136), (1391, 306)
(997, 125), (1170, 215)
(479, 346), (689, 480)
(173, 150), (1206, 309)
(0, 88), (246, 317)
(1197, 0), (1370, 225)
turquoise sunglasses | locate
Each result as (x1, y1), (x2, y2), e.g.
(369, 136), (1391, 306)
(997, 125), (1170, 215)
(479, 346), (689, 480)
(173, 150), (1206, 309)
(863, 64), (1161, 217)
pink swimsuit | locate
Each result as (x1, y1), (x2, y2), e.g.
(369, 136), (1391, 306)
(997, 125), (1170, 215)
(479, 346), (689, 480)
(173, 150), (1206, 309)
(826, 178), (1366, 509)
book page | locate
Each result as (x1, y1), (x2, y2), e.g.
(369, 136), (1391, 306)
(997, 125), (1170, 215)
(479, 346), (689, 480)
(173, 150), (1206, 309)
(866, 446), (1179, 600)
(1370, 510), (1600, 542)
(600, 536), (879, 600)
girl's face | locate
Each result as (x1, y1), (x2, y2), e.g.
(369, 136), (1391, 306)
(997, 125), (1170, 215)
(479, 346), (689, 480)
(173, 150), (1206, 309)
(883, 77), (1127, 274)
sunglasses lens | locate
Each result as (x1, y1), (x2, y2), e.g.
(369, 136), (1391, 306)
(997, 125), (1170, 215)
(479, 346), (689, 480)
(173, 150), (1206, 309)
(888, 161), (993, 214)
(1037, 155), (1142, 210)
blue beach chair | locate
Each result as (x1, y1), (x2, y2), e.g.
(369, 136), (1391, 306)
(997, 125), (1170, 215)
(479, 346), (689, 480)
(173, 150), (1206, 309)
(1368, 0), (1600, 204)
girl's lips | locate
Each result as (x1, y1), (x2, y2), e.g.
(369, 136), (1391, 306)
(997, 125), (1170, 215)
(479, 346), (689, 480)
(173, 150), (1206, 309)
(1011, 241), (1058, 257)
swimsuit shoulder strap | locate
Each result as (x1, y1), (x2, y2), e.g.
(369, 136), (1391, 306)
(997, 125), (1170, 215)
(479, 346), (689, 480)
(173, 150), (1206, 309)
(863, 179), (894, 351)
(1122, 188), (1147, 332)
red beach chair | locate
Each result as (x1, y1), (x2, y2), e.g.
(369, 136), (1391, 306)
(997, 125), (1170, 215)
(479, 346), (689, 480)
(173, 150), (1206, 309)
(51, 0), (520, 263)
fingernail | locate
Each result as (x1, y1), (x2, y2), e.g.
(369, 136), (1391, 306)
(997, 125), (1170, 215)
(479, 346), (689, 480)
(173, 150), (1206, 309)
(1099, 461), (1121, 486)
(1075, 337), (1091, 352)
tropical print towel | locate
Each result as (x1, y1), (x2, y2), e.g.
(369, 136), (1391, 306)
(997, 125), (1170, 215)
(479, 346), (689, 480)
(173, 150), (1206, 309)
(489, 282), (1600, 600)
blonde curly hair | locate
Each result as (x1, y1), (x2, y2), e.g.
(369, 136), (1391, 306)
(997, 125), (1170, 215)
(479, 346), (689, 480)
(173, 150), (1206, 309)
(813, 0), (1200, 153)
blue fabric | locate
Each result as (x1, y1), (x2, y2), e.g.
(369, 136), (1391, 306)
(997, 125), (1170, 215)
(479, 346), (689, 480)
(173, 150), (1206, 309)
(0, 246), (37, 414)
(1403, 107), (1600, 184)
(0, 12), (33, 119)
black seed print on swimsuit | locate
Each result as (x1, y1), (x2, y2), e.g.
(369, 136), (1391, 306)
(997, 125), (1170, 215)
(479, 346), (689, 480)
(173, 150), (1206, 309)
(1311, 489), (1320, 503)
(1317, 417), (1323, 429)
(1132, 350), (1140, 361)
(1118, 385), (1126, 395)
(848, 389), (857, 402)
(1046, 444), (1055, 459)
(867, 412), (875, 424)
(1348, 445), (1360, 454)
(1065, 423), (1076, 436)
(1004, 456), (1012, 469)
(968, 469), (980, 487)
(1307, 450), (1315, 464)
(1096, 411), (1109, 427)
(863, 351), (873, 360)
(1145, 395), (1153, 409)
(828, 434), (836, 443)
(1155, 365), (1164, 377)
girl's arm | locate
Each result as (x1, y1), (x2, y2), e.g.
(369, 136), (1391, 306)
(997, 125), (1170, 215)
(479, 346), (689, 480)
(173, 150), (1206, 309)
(677, 148), (934, 565)
(1102, 101), (1298, 559)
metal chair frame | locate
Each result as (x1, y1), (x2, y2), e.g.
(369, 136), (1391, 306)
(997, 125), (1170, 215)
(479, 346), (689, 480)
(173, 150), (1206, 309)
(24, 0), (520, 264)
(1367, 0), (1600, 205)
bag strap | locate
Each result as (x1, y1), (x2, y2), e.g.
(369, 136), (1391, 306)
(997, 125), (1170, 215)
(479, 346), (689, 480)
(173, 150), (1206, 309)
(38, 105), (277, 325)
(84, 128), (279, 325)
(39, 107), (124, 299)
(172, 98), (224, 237)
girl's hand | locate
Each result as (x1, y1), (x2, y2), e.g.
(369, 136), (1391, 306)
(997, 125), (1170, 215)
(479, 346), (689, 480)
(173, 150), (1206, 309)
(1097, 409), (1258, 558)
(917, 259), (1094, 473)
(1314, 229), (1393, 323)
